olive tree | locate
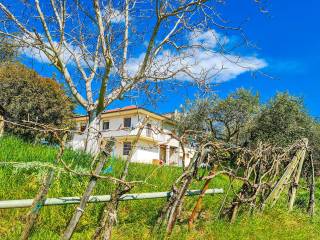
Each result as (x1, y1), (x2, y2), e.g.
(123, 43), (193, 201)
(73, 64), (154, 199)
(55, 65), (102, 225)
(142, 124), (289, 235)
(210, 88), (260, 143)
(250, 92), (313, 146)
(176, 88), (260, 144)
(249, 92), (320, 173)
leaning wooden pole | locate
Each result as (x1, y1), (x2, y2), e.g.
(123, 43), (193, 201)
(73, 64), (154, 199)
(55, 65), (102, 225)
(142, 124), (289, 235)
(62, 139), (114, 240)
(263, 138), (308, 209)
(0, 111), (4, 137)
(155, 152), (200, 232)
(156, 147), (211, 236)
(307, 153), (315, 217)
(93, 117), (148, 240)
(288, 139), (308, 211)
(188, 165), (217, 229)
(21, 134), (67, 240)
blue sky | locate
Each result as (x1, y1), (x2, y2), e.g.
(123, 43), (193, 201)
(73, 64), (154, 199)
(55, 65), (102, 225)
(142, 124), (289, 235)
(157, 0), (320, 116)
(171, 1), (319, 116)
(18, 1), (320, 117)
(224, 0), (320, 117)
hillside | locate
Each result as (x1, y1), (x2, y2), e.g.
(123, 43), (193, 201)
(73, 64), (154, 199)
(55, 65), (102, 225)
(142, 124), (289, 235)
(0, 136), (319, 240)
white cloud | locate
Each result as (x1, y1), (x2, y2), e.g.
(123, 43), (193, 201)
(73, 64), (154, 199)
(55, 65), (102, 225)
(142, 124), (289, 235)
(20, 7), (125, 65)
(126, 29), (267, 83)
(189, 29), (228, 49)
(102, 7), (125, 23)
(20, 29), (266, 83)
(19, 33), (52, 64)
(19, 33), (99, 68)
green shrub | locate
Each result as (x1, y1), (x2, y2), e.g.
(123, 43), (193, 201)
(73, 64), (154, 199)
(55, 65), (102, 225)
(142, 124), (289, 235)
(0, 63), (74, 141)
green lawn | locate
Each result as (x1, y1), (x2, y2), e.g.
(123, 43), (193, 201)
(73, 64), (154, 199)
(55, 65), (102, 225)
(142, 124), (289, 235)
(0, 135), (319, 240)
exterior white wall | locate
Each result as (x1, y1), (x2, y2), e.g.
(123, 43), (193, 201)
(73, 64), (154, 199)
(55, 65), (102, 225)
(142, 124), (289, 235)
(134, 143), (159, 164)
(73, 113), (174, 146)
(178, 147), (196, 167)
(69, 132), (86, 150)
(70, 110), (195, 166)
(112, 141), (159, 164)
(113, 141), (123, 158)
(99, 114), (140, 138)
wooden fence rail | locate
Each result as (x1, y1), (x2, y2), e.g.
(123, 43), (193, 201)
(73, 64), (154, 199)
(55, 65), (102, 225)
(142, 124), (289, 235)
(0, 189), (224, 209)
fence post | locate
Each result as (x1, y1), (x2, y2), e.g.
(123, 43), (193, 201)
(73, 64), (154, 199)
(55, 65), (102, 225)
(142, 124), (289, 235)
(0, 111), (4, 137)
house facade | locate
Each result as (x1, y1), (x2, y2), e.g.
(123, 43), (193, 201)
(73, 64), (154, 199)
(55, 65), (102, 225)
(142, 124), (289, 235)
(70, 106), (194, 166)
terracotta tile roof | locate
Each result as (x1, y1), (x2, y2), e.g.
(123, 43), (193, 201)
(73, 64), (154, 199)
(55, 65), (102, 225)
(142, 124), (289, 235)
(73, 105), (174, 123)
(103, 105), (138, 113)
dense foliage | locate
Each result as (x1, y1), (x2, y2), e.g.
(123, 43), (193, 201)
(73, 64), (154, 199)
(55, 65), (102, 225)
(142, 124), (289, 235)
(209, 88), (260, 143)
(0, 35), (17, 64)
(250, 93), (314, 146)
(177, 89), (320, 171)
(176, 88), (260, 144)
(0, 63), (74, 141)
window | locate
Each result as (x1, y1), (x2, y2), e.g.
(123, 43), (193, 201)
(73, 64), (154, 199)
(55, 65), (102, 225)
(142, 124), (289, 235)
(123, 142), (131, 155)
(124, 117), (131, 128)
(102, 121), (109, 130)
(146, 123), (152, 137)
(80, 123), (86, 132)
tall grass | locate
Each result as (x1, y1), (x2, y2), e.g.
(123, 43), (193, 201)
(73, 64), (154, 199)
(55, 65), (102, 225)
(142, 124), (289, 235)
(0, 135), (319, 240)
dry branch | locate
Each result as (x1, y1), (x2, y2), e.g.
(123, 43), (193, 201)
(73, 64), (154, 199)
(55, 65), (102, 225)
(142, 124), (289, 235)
(219, 139), (309, 223)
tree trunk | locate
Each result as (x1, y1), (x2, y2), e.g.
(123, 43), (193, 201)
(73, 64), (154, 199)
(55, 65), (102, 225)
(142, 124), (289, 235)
(92, 190), (122, 240)
(62, 140), (114, 240)
(85, 111), (102, 154)
(166, 176), (193, 235)
(155, 149), (211, 236)
(155, 156), (198, 235)
(228, 185), (246, 223)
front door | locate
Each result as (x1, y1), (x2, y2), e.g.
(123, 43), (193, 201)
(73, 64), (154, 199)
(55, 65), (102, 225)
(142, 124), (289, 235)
(159, 145), (166, 162)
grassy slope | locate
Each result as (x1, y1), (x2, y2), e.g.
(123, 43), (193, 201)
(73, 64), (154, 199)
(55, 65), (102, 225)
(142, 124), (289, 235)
(0, 136), (319, 240)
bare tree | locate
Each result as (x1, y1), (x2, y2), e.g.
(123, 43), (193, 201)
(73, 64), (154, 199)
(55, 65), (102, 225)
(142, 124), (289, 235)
(0, 0), (261, 153)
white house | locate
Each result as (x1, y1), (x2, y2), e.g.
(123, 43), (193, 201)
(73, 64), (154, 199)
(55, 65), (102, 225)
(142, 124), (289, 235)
(70, 106), (194, 166)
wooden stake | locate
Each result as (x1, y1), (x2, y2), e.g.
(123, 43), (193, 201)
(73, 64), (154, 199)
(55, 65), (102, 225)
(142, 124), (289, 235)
(288, 140), (308, 211)
(0, 113), (4, 137)
(263, 138), (308, 208)
(188, 165), (217, 229)
(62, 139), (114, 240)
(307, 153), (315, 217)
(94, 117), (148, 240)
(21, 134), (67, 240)
(230, 202), (239, 223)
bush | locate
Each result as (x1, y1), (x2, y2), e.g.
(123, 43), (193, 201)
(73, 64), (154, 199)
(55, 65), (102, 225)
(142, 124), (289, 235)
(0, 62), (74, 141)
